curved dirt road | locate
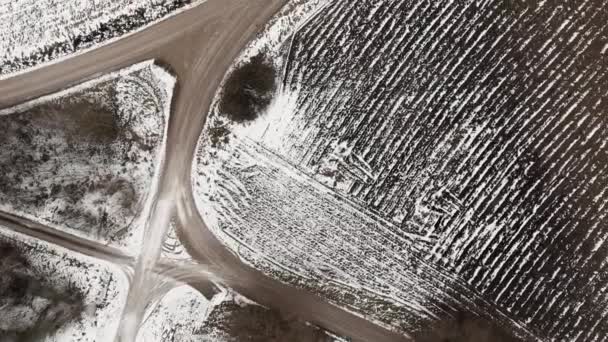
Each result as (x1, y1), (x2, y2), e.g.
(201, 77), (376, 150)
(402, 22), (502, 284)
(0, 1), (408, 341)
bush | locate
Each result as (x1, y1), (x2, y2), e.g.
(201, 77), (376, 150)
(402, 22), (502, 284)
(219, 54), (277, 123)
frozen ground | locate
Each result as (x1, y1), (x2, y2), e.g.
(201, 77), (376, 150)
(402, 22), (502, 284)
(137, 285), (211, 342)
(196, 290), (344, 342)
(0, 0), (205, 78)
(193, 0), (608, 340)
(136, 284), (347, 342)
(0, 61), (173, 251)
(0, 225), (129, 341)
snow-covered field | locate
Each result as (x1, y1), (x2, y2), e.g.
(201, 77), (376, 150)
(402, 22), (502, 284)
(0, 61), (173, 251)
(0, 225), (129, 341)
(193, 0), (608, 340)
(0, 0), (205, 78)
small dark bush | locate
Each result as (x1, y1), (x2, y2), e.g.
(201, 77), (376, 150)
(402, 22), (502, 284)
(209, 125), (231, 147)
(219, 54), (277, 123)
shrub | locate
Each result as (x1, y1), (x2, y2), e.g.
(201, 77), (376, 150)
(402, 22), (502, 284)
(219, 54), (277, 123)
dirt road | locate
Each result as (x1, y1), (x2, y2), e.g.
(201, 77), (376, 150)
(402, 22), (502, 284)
(0, 1), (408, 341)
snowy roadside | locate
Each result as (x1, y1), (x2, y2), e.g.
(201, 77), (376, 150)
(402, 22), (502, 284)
(0, 0), (206, 79)
(137, 285), (212, 342)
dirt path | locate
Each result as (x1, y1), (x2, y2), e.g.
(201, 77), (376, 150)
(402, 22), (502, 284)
(0, 1), (408, 341)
